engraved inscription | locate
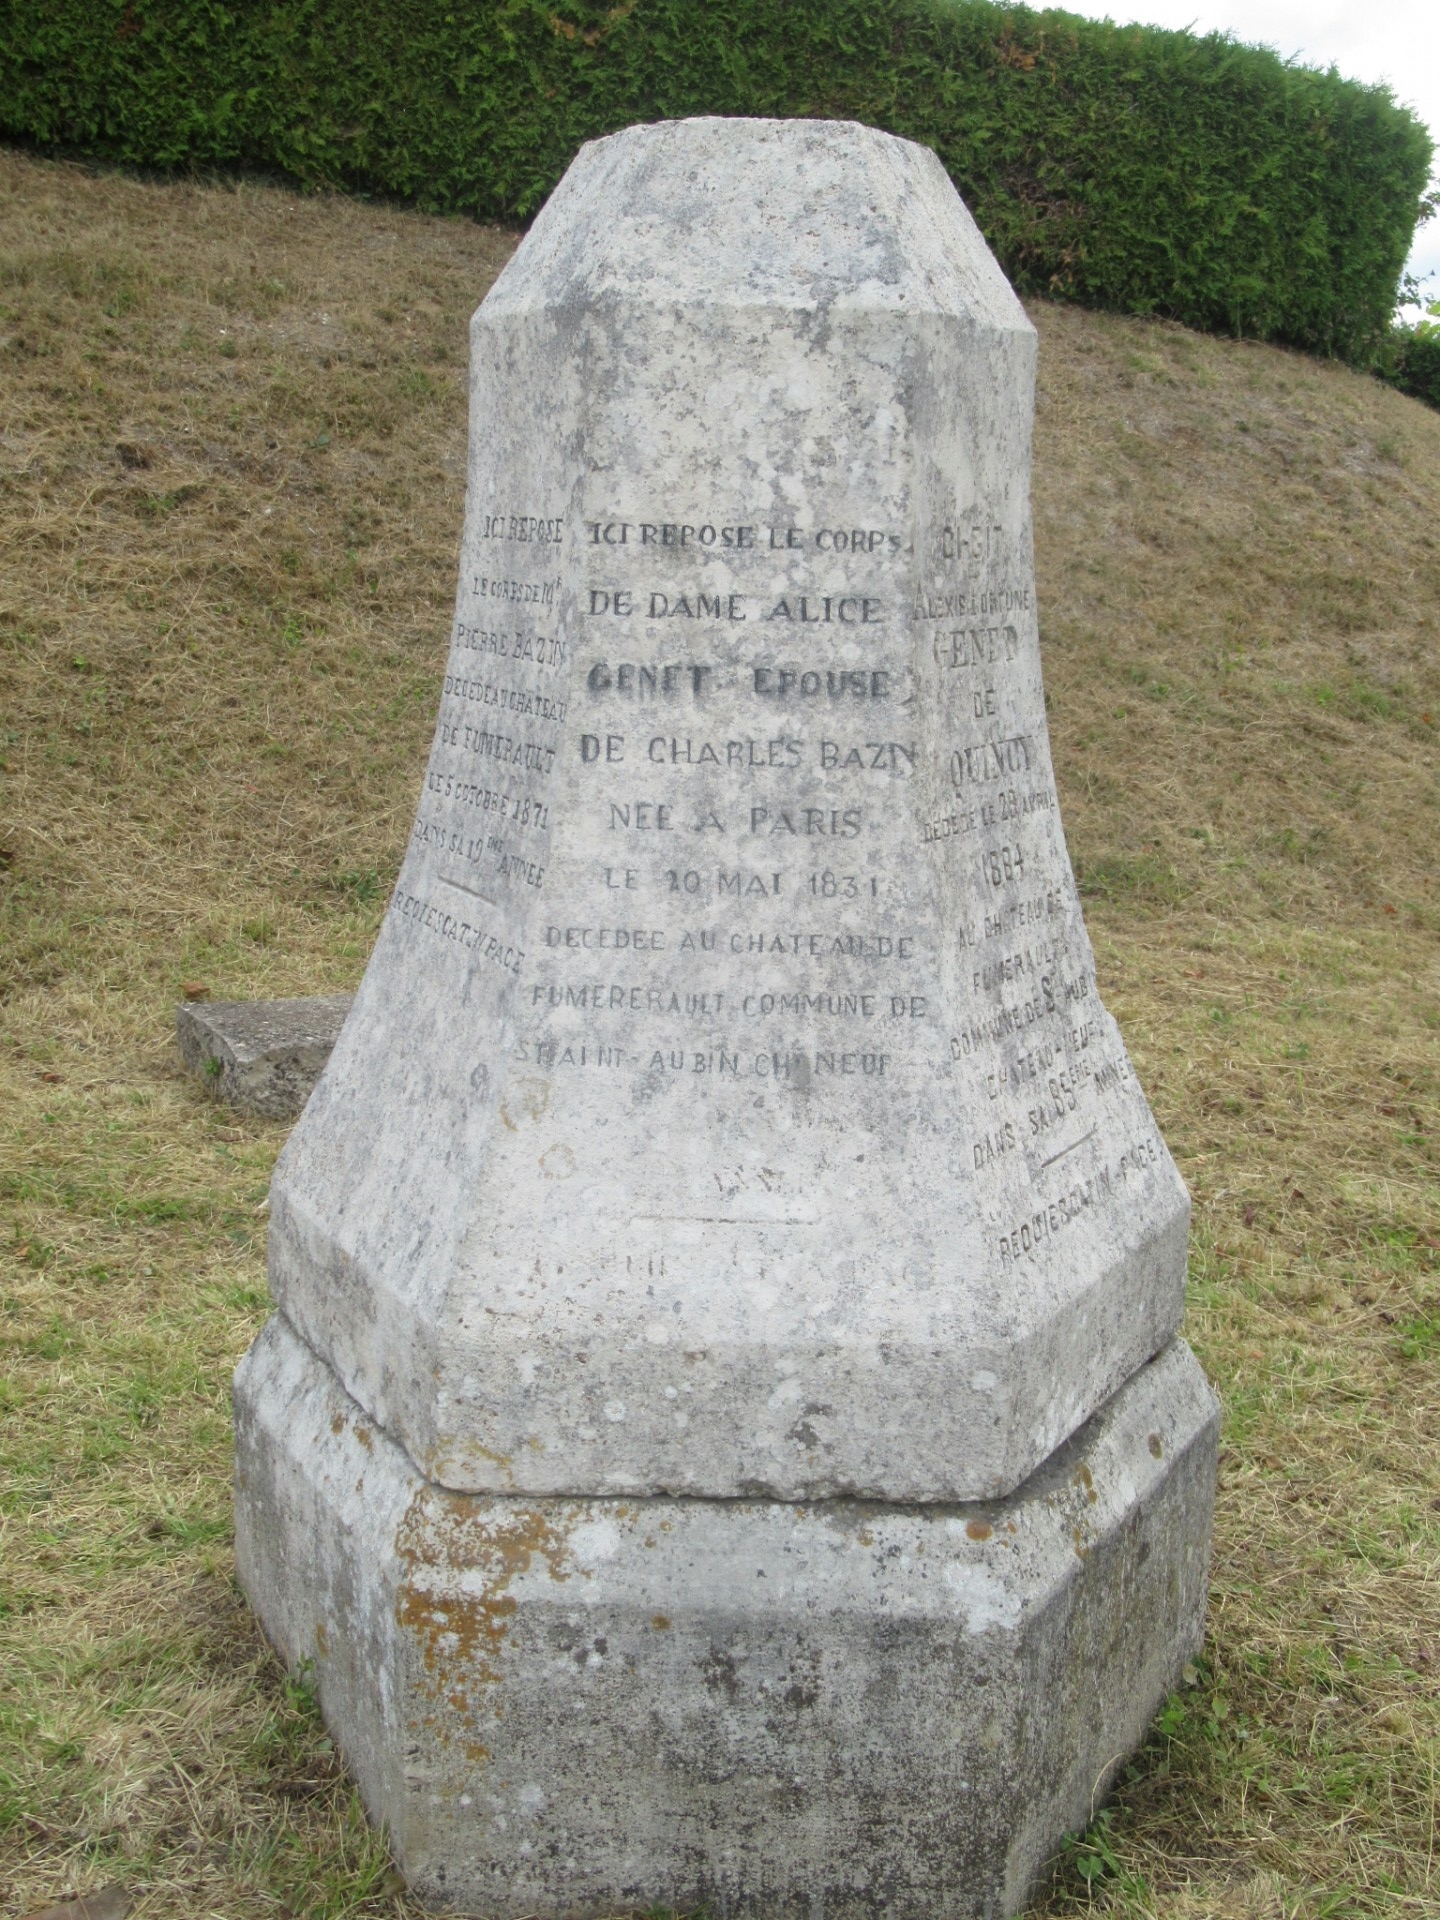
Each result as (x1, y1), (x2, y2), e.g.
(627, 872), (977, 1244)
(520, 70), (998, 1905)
(516, 501), (928, 1083)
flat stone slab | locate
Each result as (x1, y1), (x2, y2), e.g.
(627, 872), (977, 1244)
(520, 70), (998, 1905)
(236, 1317), (1219, 1918)
(176, 996), (353, 1119)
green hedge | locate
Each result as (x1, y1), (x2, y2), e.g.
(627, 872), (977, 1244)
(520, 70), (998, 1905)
(0, 0), (1432, 362)
(1383, 308), (1440, 410)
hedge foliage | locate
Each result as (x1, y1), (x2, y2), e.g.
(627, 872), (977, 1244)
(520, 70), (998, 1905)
(1383, 307), (1440, 410)
(0, 0), (1432, 363)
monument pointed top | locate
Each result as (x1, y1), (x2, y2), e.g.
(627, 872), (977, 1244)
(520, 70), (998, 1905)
(483, 116), (1033, 328)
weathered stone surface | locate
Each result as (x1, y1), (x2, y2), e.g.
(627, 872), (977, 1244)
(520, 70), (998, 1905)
(235, 1314), (1218, 1919)
(176, 996), (353, 1119)
(259, 115), (1191, 1506)
(236, 118), (1218, 1916)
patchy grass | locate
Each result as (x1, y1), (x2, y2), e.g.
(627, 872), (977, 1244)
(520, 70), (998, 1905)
(1, 148), (1438, 1919)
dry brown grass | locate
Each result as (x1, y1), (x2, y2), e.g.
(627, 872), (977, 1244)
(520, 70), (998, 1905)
(1, 147), (1437, 1920)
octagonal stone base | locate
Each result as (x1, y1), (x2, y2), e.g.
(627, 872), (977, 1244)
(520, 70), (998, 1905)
(235, 1316), (1217, 1919)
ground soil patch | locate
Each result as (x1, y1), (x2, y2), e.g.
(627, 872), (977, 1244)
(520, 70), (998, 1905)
(2, 150), (1438, 1920)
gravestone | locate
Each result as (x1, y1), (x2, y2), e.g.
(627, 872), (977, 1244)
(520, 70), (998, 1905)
(176, 995), (353, 1117)
(234, 118), (1218, 1917)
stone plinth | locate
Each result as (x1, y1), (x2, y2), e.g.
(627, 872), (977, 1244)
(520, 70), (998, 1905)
(177, 996), (353, 1118)
(237, 1316), (1216, 1918)
(235, 115), (1217, 1917)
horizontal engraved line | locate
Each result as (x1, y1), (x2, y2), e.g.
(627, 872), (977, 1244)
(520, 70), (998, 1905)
(631, 1213), (819, 1228)
(439, 873), (497, 906)
(1036, 1124), (1098, 1172)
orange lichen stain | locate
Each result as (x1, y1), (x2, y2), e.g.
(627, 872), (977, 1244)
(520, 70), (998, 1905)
(463, 1742), (491, 1764)
(1072, 1525), (1090, 1560)
(1148, 1432), (1164, 1459)
(394, 1492), (580, 1746)
(965, 1521), (993, 1542)
(314, 1621), (330, 1657)
(643, 1536), (657, 1549)
(500, 1077), (549, 1130)
(354, 1425), (374, 1453)
(855, 1529), (874, 1548)
(330, 1414), (345, 1435)
(1072, 1461), (1098, 1503)
(651, 1614), (672, 1631)
(423, 1438), (516, 1489)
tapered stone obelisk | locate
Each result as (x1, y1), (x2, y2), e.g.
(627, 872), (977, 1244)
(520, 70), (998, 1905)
(235, 117), (1218, 1918)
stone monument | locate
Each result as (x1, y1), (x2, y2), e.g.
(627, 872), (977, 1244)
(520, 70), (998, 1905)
(235, 118), (1218, 1917)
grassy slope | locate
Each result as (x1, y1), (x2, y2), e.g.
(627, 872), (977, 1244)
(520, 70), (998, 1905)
(0, 148), (1437, 1920)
